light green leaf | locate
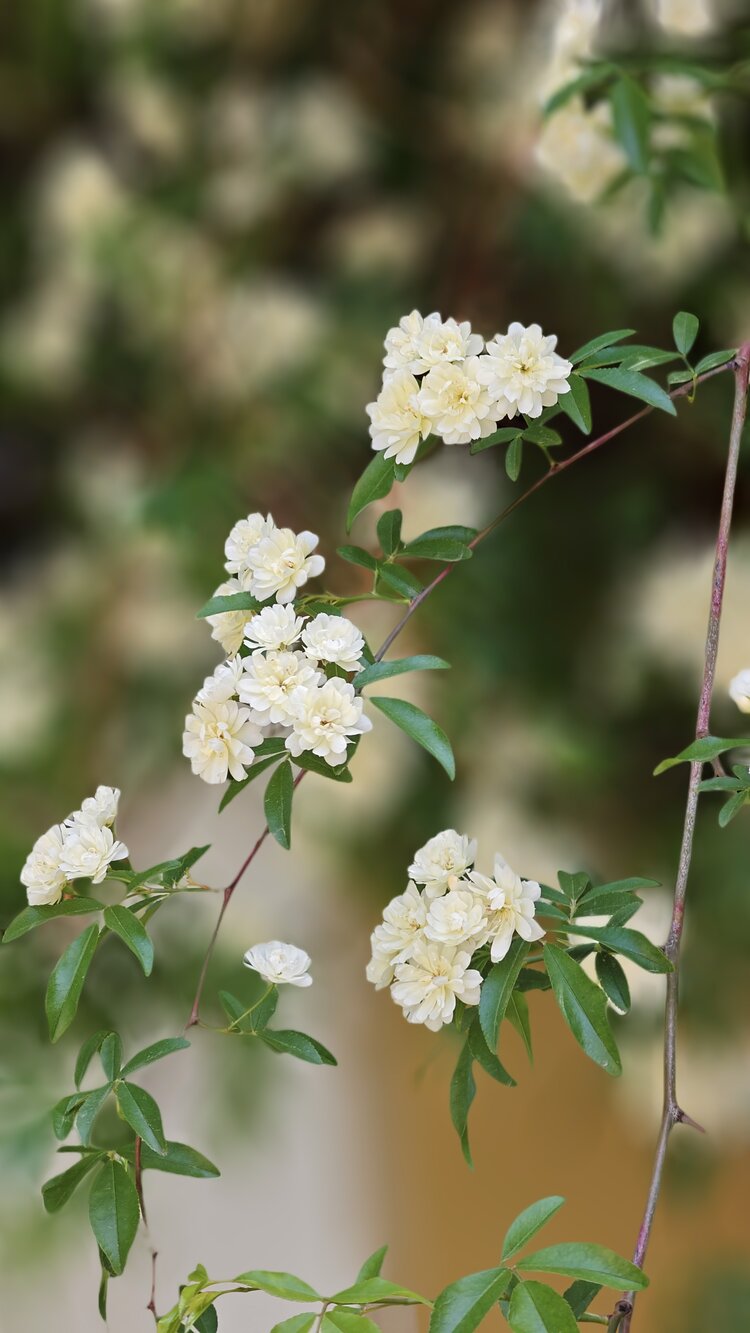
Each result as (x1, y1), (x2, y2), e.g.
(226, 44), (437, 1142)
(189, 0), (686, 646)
(196, 590), (260, 619)
(582, 366), (676, 415)
(324, 1313), (380, 1332)
(270, 1317), (316, 1333)
(672, 311), (699, 357)
(116, 1083), (167, 1155)
(543, 944), (621, 1076)
(450, 1040), (476, 1167)
(429, 1267), (512, 1332)
(235, 1271), (321, 1302)
(2, 897), (104, 944)
(264, 759), (294, 849)
(120, 1036), (190, 1078)
(88, 1159), (140, 1276)
(517, 1243), (649, 1291)
(45, 924), (100, 1043)
(356, 1245), (388, 1281)
(595, 953), (631, 1013)
(347, 453), (398, 530)
(260, 1029), (337, 1065)
(354, 655), (450, 690)
(42, 1153), (103, 1213)
(559, 374), (592, 433)
(654, 734), (749, 775)
(694, 348), (736, 375)
(331, 1277), (429, 1306)
(103, 905), (154, 976)
(502, 1197), (566, 1261)
(508, 1280), (578, 1333)
(505, 437), (523, 481)
(478, 938), (530, 1049)
(370, 696), (455, 779)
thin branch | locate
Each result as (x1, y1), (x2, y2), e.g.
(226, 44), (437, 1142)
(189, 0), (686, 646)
(616, 343), (750, 1331)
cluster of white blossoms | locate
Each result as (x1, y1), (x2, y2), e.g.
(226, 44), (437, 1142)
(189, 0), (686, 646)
(366, 830), (545, 1032)
(367, 312), (572, 463)
(184, 515), (372, 784)
(20, 786), (128, 907)
(729, 669), (750, 715)
(243, 940), (313, 987)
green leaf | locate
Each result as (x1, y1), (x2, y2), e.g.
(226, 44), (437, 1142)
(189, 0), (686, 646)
(347, 453), (397, 530)
(568, 925), (671, 973)
(673, 311), (699, 357)
(401, 534), (472, 562)
(522, 425), (562, 449)
(98, 1265), (109, 1321)
(337, 545), (378, 571)
(559, 374), (592, 433)
(376, 562), (423, 598)
(100, 1033), (122, 1082)
(270, 1318), (316, 1333)
(558, 870), (591, 903)
(470, 427), (522, 455)
(125, 844), (210, 891)
(507, 992), (533, 1063)
(45, 924), (100, 1043)
(88, 1159), (140, 1276)
(377, 509), (403, 556)
(563, 1280), (601, 1317)
(450, 1041), (476, 1166)
(2, 897), (104, 944)
(75, 1030), (116, 1088)
(126, 1140), (220, 1178)
(356, 1245), (388, 1281)
(611, 76), (651, 172)
(76, 1086), (111, 1145)
(264, 759), (294, 849)
(543, 944), (621, 1076)
(595, 953), (631, 1013)
(654, 735), (749, 775)
(235, 1271), (321, 1302)
(103, 905), (154, 976)
(570, 330), (636, 364)
(719, 790), (749, 826)
(120, 1036), (190, 1078)
(505, 437), (523, 481)
(467, 1016), (516, 1086)
(194, 1311), (218, 1333)
(502, 1197), (566, 1261)
(219, 754), (284, 810)
(508, 1280), (578, 1333)
(290, 750), (353, 782)
(331, 1277), (429, 1306)
(695, 348), (736, 375)
(219, 991), (247, 1025)
(353, 655), (450, 690)
(582, 366), (676, 416)
(52, 1093), (85, 1140)
(370, 696), (455, 779)
(116, 1082), (167, 1155)
(517, 1243), (649, 1291)
(196, 591), (261, 619)
(260, 1029), (337, 1065)
(429, 1267), (512, 1332)
(324, 1313), (379, 1333)
(42, 1152), (103, 1213)
(478, 938), (530, 1049)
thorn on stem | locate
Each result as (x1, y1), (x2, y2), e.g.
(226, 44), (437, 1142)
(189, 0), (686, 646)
(676, 1107), (706, 1134)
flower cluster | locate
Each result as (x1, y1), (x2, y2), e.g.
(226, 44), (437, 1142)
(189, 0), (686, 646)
(20, 786), (128, 907)
(366, 830), (544, 1031)
(184, 515), (372, 784)
(367, 312), (572, 463)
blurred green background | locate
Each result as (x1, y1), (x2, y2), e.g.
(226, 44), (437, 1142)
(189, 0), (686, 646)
(2, 0), (750, 1329)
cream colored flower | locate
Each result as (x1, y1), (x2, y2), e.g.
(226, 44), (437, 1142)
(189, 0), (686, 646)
(59, 821), (128, 885)
(366, 881), (427, 989)
(729, 669), (750, 715)
(238, 650), (321, 726)
(479, 323), (572, 420)
(182, 697), (263, 784)
(383, 310), (483, 374)
(196, 656), (244, 704)
(20, 825), (69, 906)
(244, 604), (304, 651)
(69, 785), (120, 828)
(408, 829), (478, 899)
(301, 613), (364, 672)
(286, 677), (372, 766)
(224, 512), (275, 576)
(653, 0), (713, 36)
(243, 527), (325, 604)
(243, 940), (312, 987)
(391, 940), (482, 1031)
(367, 369), (432, 466)
(536, 98), (627, 205)
(425, 887), (488, 948)
(382, 310), (428, 374)
(206, 578), (256, 655)
(469, 854), (544, 962)
(418, 358), (498, 445)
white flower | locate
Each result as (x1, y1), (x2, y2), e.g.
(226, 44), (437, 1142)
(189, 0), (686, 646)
(479, 323), (572, 420)
(654, 0), (713, 36)
(238, 650), (321, 726)
(391, 940), (482, 1031)
(196, 656), (244, 704)
(224, 511), (275, 575)
(243, 527), (325, 604)
(182, 697), (263, 784)
(366, 881), (427, 989)
(286, 677), (372, 766)
(243, 940), (312, 987)
(408, 829), (478, 899)
(425, 887), (488, 948)
(384, 310), (484, 374)
(729, 669), (750, 715)
(535, 98), (627, 205)
(20, 824), (69, 906)
(59, 821), (128, 885)
(366, 369), (432, 466)
(418, 358), (499, 445)
(69, 785), (120, 828)
(244, 604), (305, 651)
(206, 577), (256, 656)
(301, 613), (365, 672)
(468, 854), (545, 962)
(382, 310), (428, 373)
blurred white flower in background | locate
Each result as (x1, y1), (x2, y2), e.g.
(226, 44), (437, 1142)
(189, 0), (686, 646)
(729, 669), (750, 714)
(106, 65), (189, 163)
(652, 0), (714, 35)
(243, 941), (313, 988)
(535, 98), (627, 205)
(193, 279), (326, 401)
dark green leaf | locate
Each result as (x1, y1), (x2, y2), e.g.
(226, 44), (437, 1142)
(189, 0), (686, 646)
(543, 944), (621, 1076)
(570, 329), (636, 364)
(120, 1036), (190, 1078)
(507, 992), (533, 1062)
(695, 348), (736, 375)
(98, 1265), (109, 1321)
(354, 655), (450, 690)
(52, 1093), (85, 1140)
(611, 76), (651, 172)
(517, 1243), (648, 1290)
(470, 427), (522, 454)
(2, 897), (104, 944)
(75, 1030), (116, 1088)
(126, 1139), (220, 1179)
(522, 425), (561, 449)
(376, 562), (423, 598)
(220, 754), (284, 810)
(125, 844), (210, 891)
(196, 591), (260, 619)
(347, 453), (397, 530)
(336, 545), (378, 571)
(450, 1041), (476, 1166)
(88, 1159), (140, 1276)
(559, 374), (592, 433)
(563, 1280), (601, 1317)
(356, 1245), (388, 1281)
(290, 750), (353, 782)
(103, 906), (154, 976)
(45, 924), (100, 1043)
(377, 509), (403, 556)
(582, 366), (676, 416)
(478, 938), (530, 1049)
(595, 953), (631, 1013)
(654, 735), (750, 775)
(467, 1016), (516, 1086)
(42, 1153), (103, 1213)
(260, 1029), (337, 1065)
(673, 311), (699, 356)
(76, 1086), (111, 1145)
(100, 1033), (122, 1082)
(195, 1310), (219, 1333)
(235, 1271), (321, 1302)
(568, 925), (671, 973)
(558, 871), (591, 903)
(508, 1280), (578, 1333)
(505, 437), (523, 481)
(503, 1197), (566, 1260)
(719, 791), (749, 826)
(370, 697), (455, 779)
(116, 1083), (166, 1155)
(429, 1267), (512, 1332)
(400, 536), (472, 562)
(264, 759), (294, 849)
